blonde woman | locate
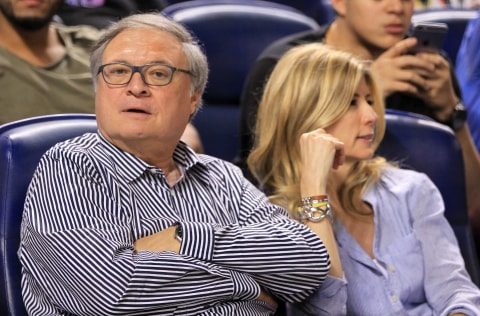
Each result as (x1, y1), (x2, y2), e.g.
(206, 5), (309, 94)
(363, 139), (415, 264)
(248, 43), (480, 315)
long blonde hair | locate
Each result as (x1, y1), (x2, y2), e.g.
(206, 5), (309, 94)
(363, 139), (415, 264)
(248, 43), (390, 214)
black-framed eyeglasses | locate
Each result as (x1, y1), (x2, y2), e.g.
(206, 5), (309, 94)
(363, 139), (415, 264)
(97, 62), (193, 86)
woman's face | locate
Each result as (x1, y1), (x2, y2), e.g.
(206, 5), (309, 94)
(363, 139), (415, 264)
(325, 78), (378, 163)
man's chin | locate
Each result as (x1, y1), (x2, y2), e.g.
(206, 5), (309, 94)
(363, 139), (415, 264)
(9, 16), (52, 31)
(0, 2), (57, 31)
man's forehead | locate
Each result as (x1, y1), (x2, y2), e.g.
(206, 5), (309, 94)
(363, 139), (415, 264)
(102, 29), (187, 65)
(106, 29), (182, 51)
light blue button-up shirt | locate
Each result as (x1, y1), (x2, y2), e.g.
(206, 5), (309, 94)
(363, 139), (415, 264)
(288, 167), (480, 315)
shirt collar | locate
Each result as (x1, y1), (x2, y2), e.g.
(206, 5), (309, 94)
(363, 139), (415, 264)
(96, 132), (209, 184)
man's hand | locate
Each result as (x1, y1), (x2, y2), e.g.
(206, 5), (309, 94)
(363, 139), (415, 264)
(134, 225), (180, 253)
(413, 51), (458, 121)
(257, 289), (278, 310)
(371, 37), (435, 97)
(371, 37), (458, 120)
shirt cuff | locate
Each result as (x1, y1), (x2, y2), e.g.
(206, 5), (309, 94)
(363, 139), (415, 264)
(286, 274), (348, 316)
(179, 222), (215, 261)
(317, 274), (348, 298)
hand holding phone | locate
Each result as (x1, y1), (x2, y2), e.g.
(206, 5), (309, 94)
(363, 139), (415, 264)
(408, 22), (448, 54)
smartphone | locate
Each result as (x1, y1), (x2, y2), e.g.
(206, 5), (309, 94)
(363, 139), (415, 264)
(408, 22), (448, 54)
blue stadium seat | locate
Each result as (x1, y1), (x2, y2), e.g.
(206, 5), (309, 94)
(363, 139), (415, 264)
(0, 114), (97, 316)
(265, 0), (336, 25)
(377, 109), (480, 285)
(162, 0), (320, 161)
(411, 8), (478, 64)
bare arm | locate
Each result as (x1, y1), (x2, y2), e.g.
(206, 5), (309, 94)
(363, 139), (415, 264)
(454, 125), (480, 233)
(298, 129), (344, 279)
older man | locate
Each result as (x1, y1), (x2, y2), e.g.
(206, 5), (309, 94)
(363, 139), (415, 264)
(0, 0), (202, 151)
(19, 13), (342, 315)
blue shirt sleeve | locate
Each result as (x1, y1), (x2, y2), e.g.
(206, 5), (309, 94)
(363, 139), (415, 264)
(406, 172), (480, 315)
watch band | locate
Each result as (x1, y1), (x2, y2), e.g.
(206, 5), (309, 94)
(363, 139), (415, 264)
(175, 225), (183, 243)
(439, 101), (468, 131)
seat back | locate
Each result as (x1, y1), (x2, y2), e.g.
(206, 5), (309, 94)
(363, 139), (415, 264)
(265, 0), (336, 25)
(162, 0), (320, 161)
(377, 109), (480, 285)
(411, 8), (478, 64)
(0, 114), (97, 316)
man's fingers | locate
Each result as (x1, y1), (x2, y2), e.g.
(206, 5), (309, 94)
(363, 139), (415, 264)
(382, 37), (417, 58)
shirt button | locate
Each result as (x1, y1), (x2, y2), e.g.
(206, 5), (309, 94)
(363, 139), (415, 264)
(390, 295), (398, 303)
(389, 265), (396, 272)
(170, 189), (175, 196)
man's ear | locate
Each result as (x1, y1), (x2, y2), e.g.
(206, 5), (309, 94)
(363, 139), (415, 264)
(190, 90), (201, 115)
(330, 0), (346, 17)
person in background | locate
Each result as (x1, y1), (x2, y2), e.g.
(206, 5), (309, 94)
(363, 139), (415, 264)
(237, 0), (480, 251)
(0, 0), (99, 124)
(182, 119), (204, 154)
(248, 42), (480, 315)
(0, 0), (202, 152)
(456, 12), (480, 249)
(456, 14), (480, 155)
(19, 13), (342, 315)
(57, 0), (168, 29)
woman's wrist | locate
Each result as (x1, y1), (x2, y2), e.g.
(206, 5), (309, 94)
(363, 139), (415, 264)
(295, 195), (333, 224)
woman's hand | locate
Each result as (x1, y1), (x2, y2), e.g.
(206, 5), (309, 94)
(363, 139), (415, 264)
(299, 128), (344, 197)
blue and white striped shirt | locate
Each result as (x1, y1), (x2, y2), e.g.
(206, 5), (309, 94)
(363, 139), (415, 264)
(19, 132), (330, 316)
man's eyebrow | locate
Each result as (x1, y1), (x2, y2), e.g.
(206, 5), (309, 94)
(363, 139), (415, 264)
(102, 60), (171, 65)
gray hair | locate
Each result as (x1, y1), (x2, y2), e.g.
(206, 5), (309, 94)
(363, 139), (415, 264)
(90, 13), (209, 109)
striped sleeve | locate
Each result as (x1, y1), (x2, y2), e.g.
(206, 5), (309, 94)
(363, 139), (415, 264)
(186, 158), (331, 302)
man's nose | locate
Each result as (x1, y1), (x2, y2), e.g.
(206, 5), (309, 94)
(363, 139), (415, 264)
(127, 72), (149, 95)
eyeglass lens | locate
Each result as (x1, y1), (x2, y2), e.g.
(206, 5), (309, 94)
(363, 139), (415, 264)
(102, 63), (175, 86)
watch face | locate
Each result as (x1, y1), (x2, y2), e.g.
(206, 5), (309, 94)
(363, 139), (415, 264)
(453, 119), (463, 131)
